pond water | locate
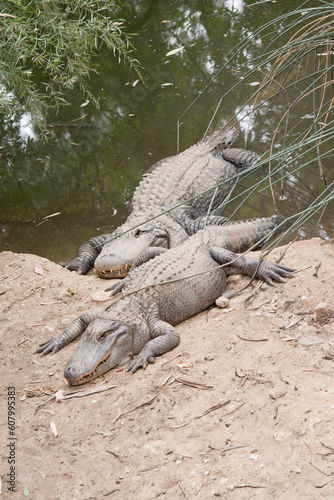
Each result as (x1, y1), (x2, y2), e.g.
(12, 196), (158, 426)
(0, 0), (333, 264)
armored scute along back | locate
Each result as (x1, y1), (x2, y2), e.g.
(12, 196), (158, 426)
(60, 129), (260, 278)
(37, 218), (295, 385)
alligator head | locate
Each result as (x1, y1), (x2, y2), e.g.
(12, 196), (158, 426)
(64, 318), (139, 385)
(94, 215), (181, 278)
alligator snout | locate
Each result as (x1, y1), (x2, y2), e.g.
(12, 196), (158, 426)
(64, 365), (82, 385)
(94, 250), (133, 278)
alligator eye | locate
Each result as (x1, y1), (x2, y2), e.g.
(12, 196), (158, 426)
(98, 330), (109, 340)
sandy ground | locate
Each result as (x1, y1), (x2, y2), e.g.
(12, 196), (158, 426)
(1, 237), (334, 499)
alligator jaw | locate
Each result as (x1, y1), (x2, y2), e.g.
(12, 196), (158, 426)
(64, 352), (112, 385)
(94, 264), (131, 279)
(63, 319), (135, 385)
(93, 222), (170, 278)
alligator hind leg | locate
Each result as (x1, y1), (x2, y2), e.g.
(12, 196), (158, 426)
(209, 247), (295, 285)
(220, 148), (259, 169)
(184, 215), (229, 236)
(60, 234), (112, 275)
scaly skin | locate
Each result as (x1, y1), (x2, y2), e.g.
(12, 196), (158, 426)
(60, 130), (260, 278)
(37, 217), (294, 385)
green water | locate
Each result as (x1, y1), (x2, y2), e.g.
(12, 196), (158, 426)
(0, 0), (332, 263)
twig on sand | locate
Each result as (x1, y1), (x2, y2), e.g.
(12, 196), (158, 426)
(171, 399), (231, 429)
(237, 334), (268, 342)
(161, 353), (183, 366)
(231, 484), (266, 490)
(174, 377), (214, 390)
(113, 394), (159, 424)
(35, 384), (116, 412)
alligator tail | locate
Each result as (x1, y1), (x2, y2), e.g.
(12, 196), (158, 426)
(219, 215), (283, 254)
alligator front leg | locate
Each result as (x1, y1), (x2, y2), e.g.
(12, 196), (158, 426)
(127, 319), (180, 373)
(209, 247), (295, 285)
(132, 247), (168, 268)
(59, 234), (112, 275)
(35, 309), (105, 355)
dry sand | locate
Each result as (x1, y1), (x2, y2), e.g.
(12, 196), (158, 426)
(1, 238), (334, 499)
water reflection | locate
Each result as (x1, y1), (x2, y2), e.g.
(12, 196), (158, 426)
(0, 0), (332, 263)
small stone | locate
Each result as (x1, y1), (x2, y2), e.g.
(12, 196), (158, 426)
(314, 302), (333, 320)
(215, 296), (229, 308)
(314, 384), (326, 392)
(273, 431), (292, 441)
(269, 388), (287, 400)
(299, 336), (323, 346)
(204, 356), (214, 361)
(44, 325), (55, 333)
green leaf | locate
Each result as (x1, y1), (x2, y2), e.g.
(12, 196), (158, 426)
(33, 468), (46, 479)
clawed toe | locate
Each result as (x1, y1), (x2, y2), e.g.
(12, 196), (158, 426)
(127, 354), (155, 373)
(35, 339), (59, 355)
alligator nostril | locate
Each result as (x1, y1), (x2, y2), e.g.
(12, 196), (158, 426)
(64, 365), (78, 380)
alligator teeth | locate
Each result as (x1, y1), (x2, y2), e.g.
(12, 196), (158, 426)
(94, 264), (132, 279)
(71, 353), (111, 385)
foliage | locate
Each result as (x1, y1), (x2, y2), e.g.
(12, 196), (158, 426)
(183, 0), (334, 251)
(1, 0), (332, 262)
(0, 0), (140, 134)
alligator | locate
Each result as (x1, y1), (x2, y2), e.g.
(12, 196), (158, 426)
(37, 217), (294, 385)
(60, 130), (260, 278)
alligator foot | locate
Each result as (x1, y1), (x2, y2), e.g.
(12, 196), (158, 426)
(35, 309), (105, 356)
(127, 353), (155, 373)
(35, 338), (62, 355)
(257, 262), (295, 285)
(209, 247), (295, 285)
(105, 279), (127, 295)
(59, 258), (88, 275)
(60, 234), (112, 275)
